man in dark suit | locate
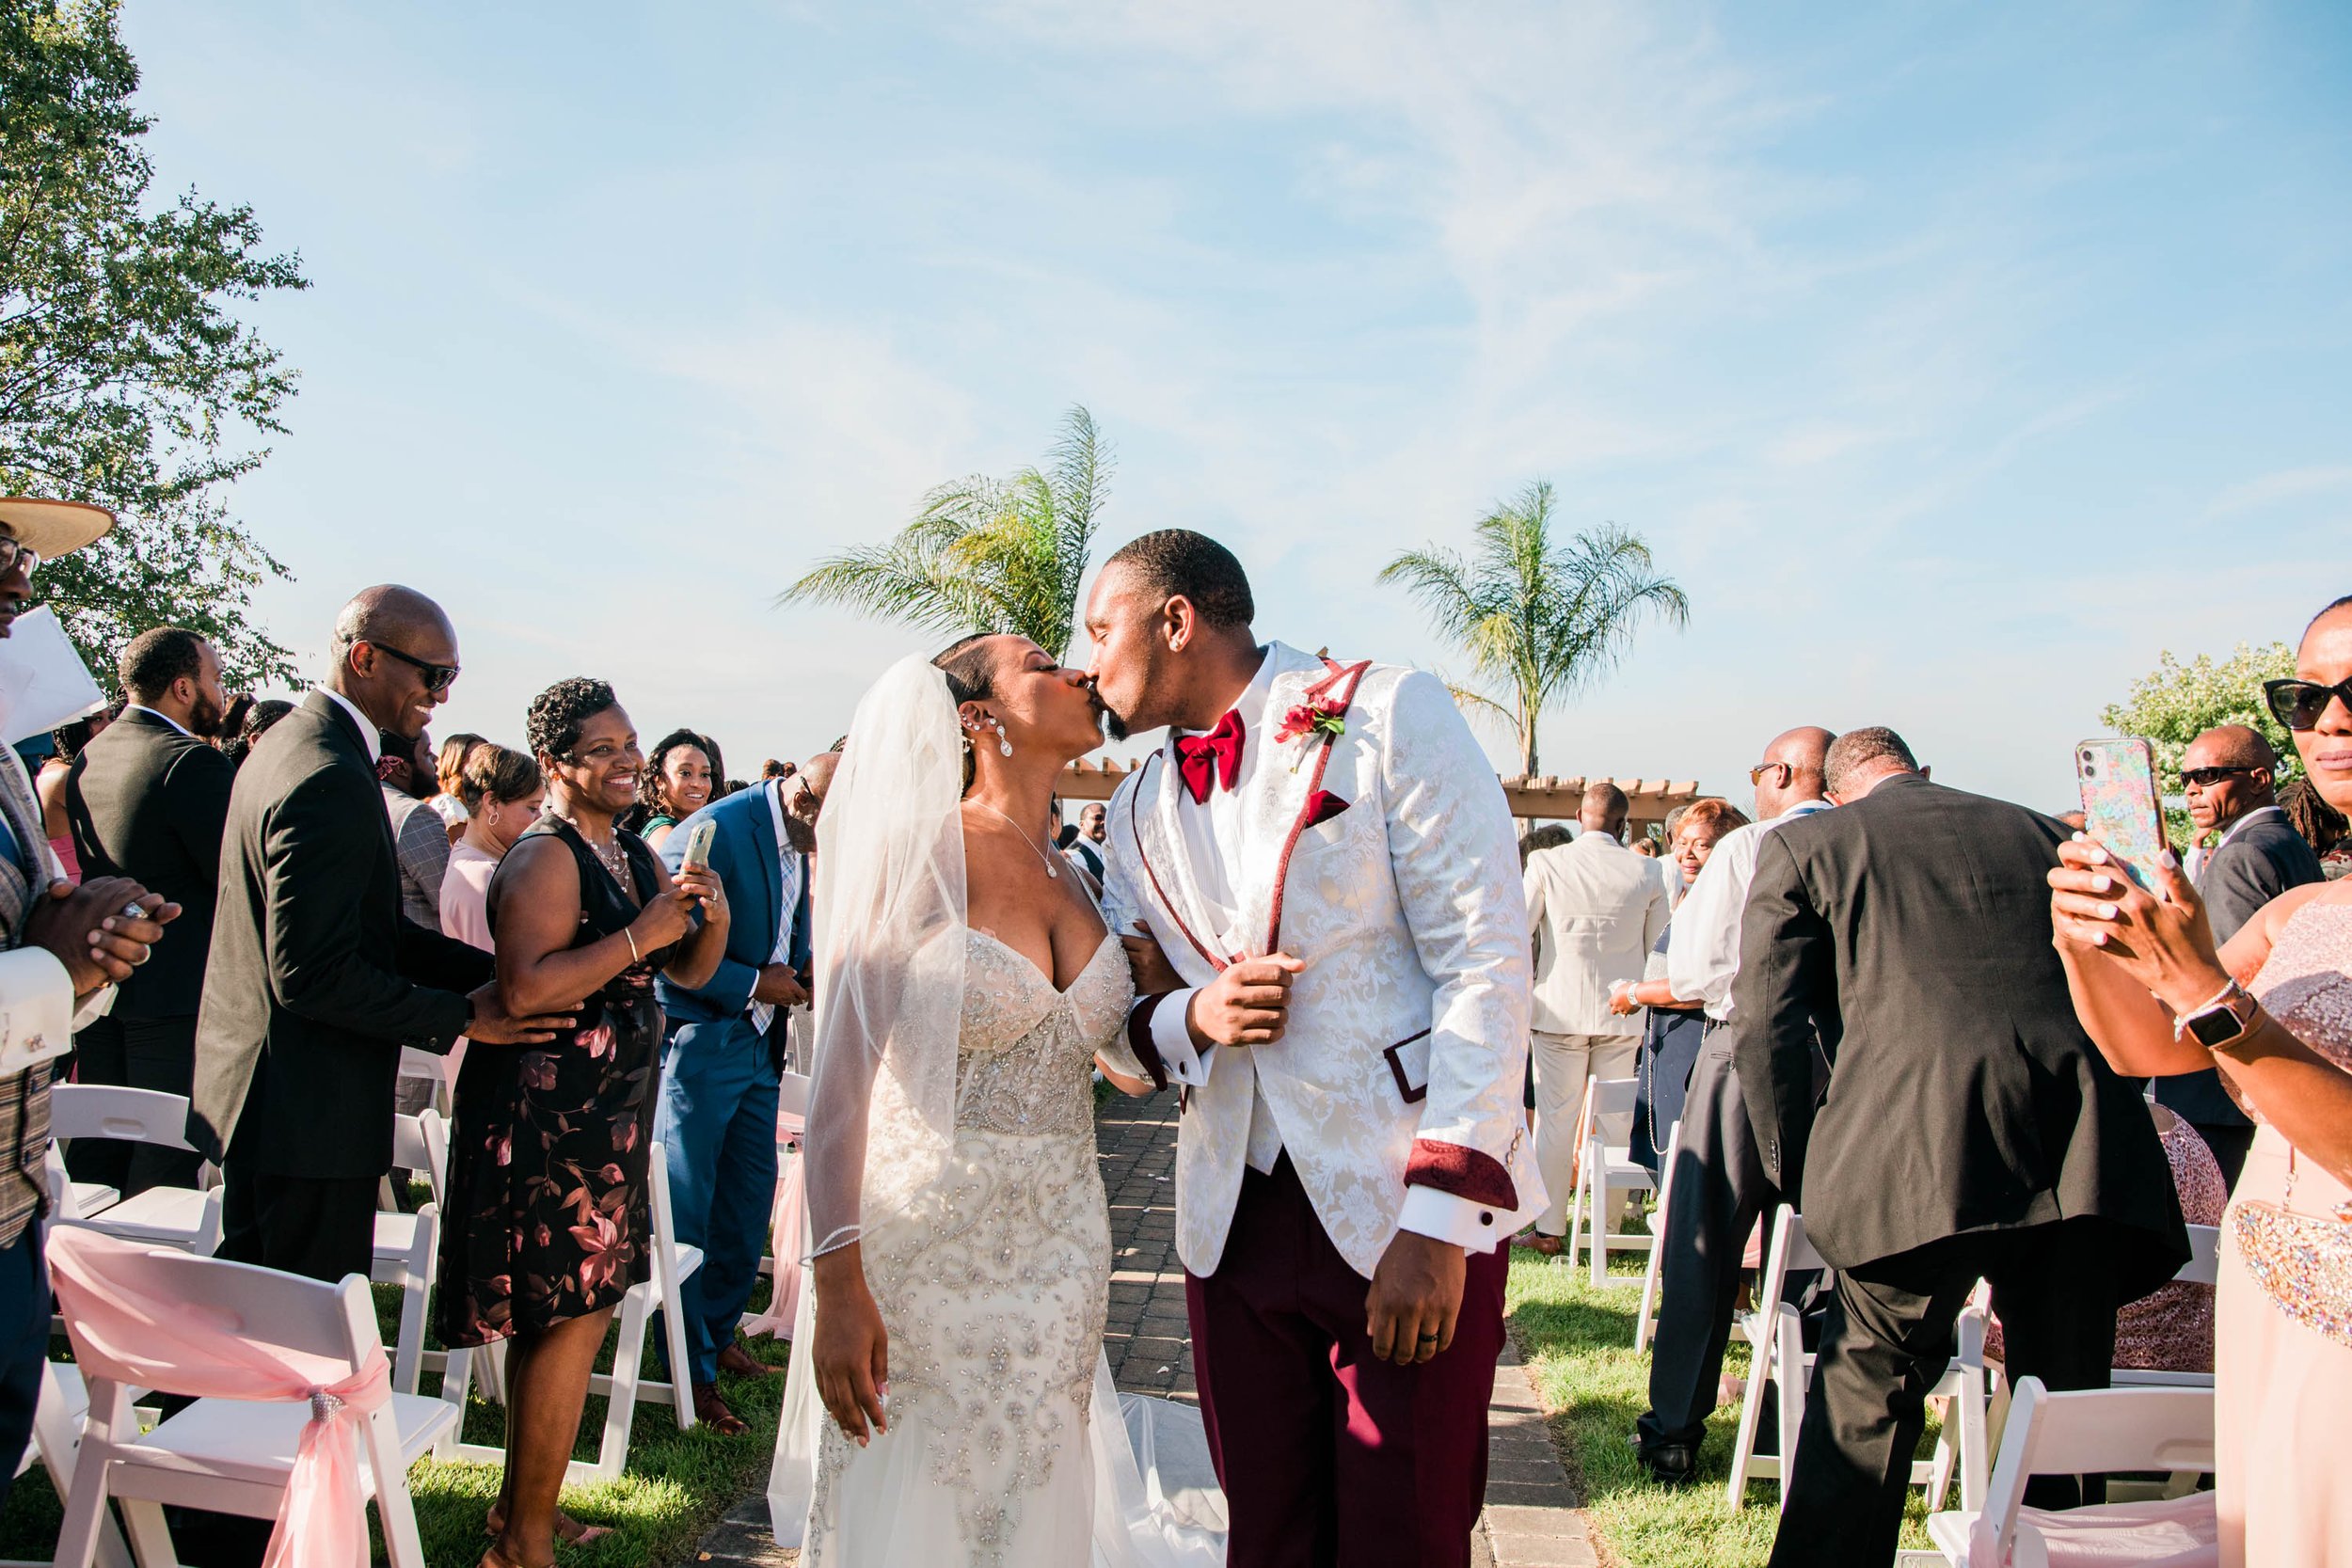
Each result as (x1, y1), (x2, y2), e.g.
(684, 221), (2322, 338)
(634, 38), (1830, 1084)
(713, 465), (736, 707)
(63, 627), (233, 1196)
(190, 585), (566, 1285)
(2166, 724), (2325, 1185)
(1735, 727), (2187, 1568)
(653, 751), (822, 1432)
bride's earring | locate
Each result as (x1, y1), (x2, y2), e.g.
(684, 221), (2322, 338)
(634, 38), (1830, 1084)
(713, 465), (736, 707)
(991, 717), (1013, 757)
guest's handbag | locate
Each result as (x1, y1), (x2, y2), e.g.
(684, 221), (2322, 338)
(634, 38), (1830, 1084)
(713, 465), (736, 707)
(2231, 1152), (2352, 1350)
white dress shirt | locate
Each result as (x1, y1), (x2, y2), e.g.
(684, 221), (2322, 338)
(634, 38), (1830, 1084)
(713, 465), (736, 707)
(122, 703), (191, 736)
(1663, 798), (1831, 1022)
(314, 687), (380, 764)
(2186, 803), (2286, 882)
(749, 778), (806, 1038)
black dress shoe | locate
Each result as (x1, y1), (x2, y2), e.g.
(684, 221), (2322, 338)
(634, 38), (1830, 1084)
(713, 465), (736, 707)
(1633, 1431), (1699, 1486)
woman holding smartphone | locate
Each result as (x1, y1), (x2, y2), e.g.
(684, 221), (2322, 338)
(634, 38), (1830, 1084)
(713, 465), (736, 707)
(437, 678), (731, 1568)
(2049, 594), (2352, 1566)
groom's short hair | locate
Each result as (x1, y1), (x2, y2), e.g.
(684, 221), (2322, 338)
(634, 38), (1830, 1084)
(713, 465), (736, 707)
(1104, 530), (1254, 628)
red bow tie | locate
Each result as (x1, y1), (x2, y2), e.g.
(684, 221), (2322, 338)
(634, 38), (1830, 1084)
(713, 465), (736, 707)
(1174, 710), (1246, 805)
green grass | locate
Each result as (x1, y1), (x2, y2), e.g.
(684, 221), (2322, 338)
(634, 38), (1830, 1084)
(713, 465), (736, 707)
(1505, 1242), (1938, 1568)
(2, 1277), (790, 1568)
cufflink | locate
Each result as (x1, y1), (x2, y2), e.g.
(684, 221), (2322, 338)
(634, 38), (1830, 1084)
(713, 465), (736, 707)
(1479, 1212), (1494, 1226)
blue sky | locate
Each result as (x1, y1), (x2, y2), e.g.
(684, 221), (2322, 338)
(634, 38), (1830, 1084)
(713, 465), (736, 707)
(119, 2), (2351, 809)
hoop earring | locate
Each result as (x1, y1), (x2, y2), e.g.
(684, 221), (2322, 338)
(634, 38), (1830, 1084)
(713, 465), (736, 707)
(992, 718), (1013, 757)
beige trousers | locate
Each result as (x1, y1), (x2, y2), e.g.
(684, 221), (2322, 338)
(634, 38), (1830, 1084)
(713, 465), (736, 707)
(1530, 1030), (1642, 1237)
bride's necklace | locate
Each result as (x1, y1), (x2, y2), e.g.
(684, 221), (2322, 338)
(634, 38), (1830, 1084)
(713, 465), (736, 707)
(549, 805), (630, 886)
(970, 800), (1059, 879)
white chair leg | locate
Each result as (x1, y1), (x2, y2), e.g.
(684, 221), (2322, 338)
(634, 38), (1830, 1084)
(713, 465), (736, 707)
(393, 1275), (429, 1397)
(660, 1287), (697, 1434)
(367, 1408), (430, 1568)
(1774, 1303), (1805, 1510)
(53, 1419), (119, 1568)
(1725, 1318), (1773, 1509)
(585, 1291), (649, 1482)
(1563, 1140), (1591, 1265)
(118, 1498), (179, 1568)
(1588, 1160), (1610, 1287)
(1958, 1362), (1989, 1513)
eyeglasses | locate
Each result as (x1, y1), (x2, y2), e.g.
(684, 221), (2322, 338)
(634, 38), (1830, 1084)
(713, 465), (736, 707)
(2264, 676), (2352, 731)
(2180, 766), (2257, 788)
(788, 775), (824, 817)
(1748, 761), (1791, 785)
(0, 535), (40, 577)
(367, 641), (460, 696)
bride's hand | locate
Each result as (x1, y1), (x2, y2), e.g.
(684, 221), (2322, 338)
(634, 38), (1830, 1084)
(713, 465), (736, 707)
(811, 1247), (890, 1446)
(1120, 925), (1184, 995)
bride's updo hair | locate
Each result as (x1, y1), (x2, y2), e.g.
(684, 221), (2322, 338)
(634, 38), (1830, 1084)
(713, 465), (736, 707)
(934, 633), (1002, 792)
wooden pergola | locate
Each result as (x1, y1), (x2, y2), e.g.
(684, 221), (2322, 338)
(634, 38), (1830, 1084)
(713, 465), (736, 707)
(1057, 761), (1703, 840)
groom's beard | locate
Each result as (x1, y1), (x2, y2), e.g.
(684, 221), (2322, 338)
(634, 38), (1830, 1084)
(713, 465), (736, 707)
(784, 816), (818, 855)
(1102, 706), (1130, 743)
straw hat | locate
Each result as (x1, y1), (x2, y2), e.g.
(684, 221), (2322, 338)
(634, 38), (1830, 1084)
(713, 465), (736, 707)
(0, 498), (115, 560)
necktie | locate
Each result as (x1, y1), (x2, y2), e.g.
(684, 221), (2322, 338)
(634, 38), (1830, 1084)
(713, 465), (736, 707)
(1174, 710), (1246, 806)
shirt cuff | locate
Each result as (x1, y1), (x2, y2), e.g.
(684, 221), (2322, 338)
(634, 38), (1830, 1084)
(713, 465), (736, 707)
(1148, 990), (1212, 1086)
(1397, 1184), (1507, 1254)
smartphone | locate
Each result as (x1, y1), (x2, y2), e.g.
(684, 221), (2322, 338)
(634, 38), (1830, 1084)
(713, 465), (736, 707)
(679, 818), (718, 874)
(2074, 737), (2170, 896)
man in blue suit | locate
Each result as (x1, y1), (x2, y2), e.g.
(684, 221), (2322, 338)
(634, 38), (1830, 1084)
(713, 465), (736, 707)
(656, 763), (819, 1431)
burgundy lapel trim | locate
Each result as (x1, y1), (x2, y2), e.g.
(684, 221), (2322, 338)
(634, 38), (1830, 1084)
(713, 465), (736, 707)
(1261, 657), (1374, 955)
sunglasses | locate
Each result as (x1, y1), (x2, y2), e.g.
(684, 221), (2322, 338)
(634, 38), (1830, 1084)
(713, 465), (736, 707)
(1748, 761), (1791, 785)
(369, 641), (460, 695)
(2263, 676), (2352, 731)
(0, 536), (40, 577)
(2179, 766), (2256, 788)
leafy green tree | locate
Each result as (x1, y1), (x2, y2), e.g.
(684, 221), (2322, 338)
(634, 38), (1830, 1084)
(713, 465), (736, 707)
(1380, 481), (1687, 775)
(784, 405), (1111, 657)
(0, 0), (308, 695)
(2101, 641), (2299, 840)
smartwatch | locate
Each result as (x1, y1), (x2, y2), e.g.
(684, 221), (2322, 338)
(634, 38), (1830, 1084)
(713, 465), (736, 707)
(2177, 980), (2256, 1051)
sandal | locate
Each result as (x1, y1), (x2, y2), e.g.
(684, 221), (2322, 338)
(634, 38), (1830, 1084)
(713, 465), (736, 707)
(484, 1508), (611, 1546)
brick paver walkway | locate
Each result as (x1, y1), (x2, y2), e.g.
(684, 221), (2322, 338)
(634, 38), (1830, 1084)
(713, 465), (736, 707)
(684, 1085), (1596, 1566)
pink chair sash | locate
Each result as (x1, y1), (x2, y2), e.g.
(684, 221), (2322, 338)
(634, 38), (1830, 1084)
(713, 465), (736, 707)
(741, 1116), (807, 1339)
(47, 1227), (394, 1568)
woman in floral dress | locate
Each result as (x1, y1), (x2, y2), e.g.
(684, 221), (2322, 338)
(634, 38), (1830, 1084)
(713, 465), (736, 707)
(437, 677), (731, 1568)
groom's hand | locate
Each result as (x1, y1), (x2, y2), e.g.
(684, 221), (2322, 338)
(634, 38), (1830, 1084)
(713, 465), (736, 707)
(1366, 1229), (1466, 1366)
(1186, 954), (1306, 1048)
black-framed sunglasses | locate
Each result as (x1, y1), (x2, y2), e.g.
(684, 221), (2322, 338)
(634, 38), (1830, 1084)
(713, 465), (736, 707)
(1748, 760), (1791, 785)
(2264, 676), (2352, 731)
(0, 535), (40, 576)
(368, 641), (460, 695)
(2180, 766), (2257, 788)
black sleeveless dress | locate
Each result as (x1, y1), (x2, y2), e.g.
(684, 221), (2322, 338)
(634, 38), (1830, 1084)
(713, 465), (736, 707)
(436, 816), (675, 1345)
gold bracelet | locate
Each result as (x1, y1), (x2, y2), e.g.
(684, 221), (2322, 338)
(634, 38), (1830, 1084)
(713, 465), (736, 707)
(624, 927), (642, 964)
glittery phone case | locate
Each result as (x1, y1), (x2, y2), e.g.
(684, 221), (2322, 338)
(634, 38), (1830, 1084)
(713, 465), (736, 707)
(2075, 736), (2169, 894)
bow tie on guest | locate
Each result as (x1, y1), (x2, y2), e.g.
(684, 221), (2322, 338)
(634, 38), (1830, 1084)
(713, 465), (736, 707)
(1174, 710), (1246, 805)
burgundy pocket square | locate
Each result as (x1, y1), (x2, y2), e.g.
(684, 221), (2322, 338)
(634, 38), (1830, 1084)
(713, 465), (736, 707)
(1304, 789), (1351, 829)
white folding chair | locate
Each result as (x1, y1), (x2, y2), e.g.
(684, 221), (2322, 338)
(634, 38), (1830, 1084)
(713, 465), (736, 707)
(40, 1143), (115, 1225)
(8, 1362), (131, 1568)
(396, 1046), (452, 1117)
(372, 1116), (442, 1395)
(50, 1246), (460, 1568)
(1561, 1077), (1657, 1286)
(47, 1085), (221, 1255)
(1725, 1205), (1989, 1515)
(437, 1137), (705, 1482)
(1925, 1378), (2217, 1567)
(2110, 1224), (2222, 1390)
(1632, 1117), (1682, 1351)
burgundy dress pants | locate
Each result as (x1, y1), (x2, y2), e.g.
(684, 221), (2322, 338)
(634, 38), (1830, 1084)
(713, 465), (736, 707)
(1186, 1153), (1507, 1568)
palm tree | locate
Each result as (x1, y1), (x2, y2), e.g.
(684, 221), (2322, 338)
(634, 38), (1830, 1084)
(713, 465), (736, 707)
(783, 404), (1111, 657)
(1380, 481), (1688, 775)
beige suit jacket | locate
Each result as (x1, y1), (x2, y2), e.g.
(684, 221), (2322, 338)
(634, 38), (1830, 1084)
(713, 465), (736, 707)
(1523, 833), (1670, 1037)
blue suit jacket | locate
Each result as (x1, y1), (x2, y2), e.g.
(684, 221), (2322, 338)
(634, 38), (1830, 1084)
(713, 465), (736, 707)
(654, 782), (814, 1029)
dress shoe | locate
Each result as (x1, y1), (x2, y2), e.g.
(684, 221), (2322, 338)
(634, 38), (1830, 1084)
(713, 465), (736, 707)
(693, 1382), (750, 1436)
(1633, 1431), (1699, 1486)
(718, 1338), (785, 1377)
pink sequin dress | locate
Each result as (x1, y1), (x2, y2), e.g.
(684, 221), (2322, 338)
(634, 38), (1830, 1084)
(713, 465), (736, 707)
(2225, 898), (2352, 1567)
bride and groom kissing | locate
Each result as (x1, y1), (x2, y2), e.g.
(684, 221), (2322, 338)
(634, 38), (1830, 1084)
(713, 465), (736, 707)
(786, 529), (1544, 1568)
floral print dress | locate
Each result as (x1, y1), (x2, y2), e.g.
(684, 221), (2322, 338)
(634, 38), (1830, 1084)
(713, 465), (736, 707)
(436, 816), (674, 1345)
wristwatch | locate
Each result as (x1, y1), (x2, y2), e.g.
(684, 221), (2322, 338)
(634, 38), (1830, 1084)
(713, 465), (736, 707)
(2175, 978), (2257, 1051)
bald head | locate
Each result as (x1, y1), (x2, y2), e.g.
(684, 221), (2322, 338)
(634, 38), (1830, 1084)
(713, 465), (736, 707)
(1752, 725), (1835, 817)
(1579, 780), (1629, 837)
(327, 584), (458, 740)
(2183, 723), (2279, 832)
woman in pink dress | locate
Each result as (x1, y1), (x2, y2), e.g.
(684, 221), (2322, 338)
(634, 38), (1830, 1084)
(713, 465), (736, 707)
(2050, 593), (2352, 1566)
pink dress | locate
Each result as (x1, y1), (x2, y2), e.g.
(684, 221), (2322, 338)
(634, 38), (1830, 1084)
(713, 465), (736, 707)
(2226, 899), (2352, 1566)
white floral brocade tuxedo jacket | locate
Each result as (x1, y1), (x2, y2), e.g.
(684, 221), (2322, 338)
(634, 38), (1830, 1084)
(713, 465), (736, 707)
(1099, 641), (1544, 1279)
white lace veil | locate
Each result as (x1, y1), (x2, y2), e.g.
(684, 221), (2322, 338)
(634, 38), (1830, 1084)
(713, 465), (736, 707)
(803, 654), (968, 1259)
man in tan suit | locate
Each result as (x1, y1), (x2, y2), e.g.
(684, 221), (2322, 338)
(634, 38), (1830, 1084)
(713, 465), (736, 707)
(1518, 781), (1669, 1251)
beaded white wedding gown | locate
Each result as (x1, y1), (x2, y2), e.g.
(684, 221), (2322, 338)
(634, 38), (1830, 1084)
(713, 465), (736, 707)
(777, 927), (1222, 1568)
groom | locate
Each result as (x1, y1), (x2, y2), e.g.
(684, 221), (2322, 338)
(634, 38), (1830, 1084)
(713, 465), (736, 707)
(1087, 530), (1540, 1568)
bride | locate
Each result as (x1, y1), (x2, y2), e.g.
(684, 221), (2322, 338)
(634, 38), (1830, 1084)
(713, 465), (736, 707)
(777, 636), (1219, 1567)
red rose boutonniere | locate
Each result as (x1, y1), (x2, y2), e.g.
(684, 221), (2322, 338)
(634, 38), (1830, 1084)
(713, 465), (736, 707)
(1276, 696), (1348, 770)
